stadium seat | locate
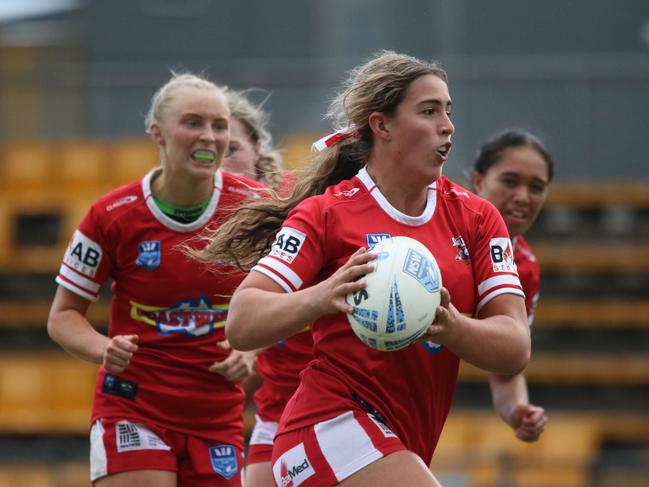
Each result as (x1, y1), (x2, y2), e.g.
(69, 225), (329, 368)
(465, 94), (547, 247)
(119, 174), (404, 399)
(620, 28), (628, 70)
(533, 242), (649, 272)
(458, 354), (649, 385)
(535, 298), (649, 328)
(108, 138), (159, 187)
(0, 142), (55, 194)
(0, 353), (97, 434)
(545, 182), (649, 209)
(279, 132), (323, 170)
(56, 140), (112, 196)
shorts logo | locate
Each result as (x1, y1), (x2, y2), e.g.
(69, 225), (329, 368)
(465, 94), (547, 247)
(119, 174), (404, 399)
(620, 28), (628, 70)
(273, 443), (315, 487)
(489, 238), (516, 273)
(366, 233), (391, 248)
(115, 421), (170, 452)
(136, 240), (161, 271)
(367, 413), (397, 438)
(64, 230), (102, 278)
(270, 227), (306, 263)
(209, 444), (238, 480)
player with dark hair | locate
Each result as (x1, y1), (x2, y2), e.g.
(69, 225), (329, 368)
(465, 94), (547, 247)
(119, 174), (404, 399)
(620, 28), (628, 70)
(472, 128), (553, 442)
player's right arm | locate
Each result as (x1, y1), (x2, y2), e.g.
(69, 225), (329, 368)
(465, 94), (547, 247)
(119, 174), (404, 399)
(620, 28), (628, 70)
(226, 247), (375, 351)
(48, 286), (138, 373)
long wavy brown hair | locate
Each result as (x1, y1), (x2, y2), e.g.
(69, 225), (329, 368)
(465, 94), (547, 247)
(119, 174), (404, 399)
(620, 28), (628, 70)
(189, 51), (448, 272)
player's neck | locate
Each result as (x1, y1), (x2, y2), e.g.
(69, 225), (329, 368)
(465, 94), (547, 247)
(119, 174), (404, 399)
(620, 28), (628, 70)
(365, 165), (428, 217)
(151, 168), (213, 208)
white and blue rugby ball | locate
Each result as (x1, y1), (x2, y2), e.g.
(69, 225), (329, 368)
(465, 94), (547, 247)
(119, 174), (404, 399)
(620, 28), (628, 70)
(346, 236), (442, 352)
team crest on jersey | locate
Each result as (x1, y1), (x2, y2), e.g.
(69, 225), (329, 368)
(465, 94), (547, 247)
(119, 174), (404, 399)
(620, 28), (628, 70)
(366, 233), (391, 247)
(489, 238), (516, 273)
(64, 230), (102, 278)
(130, 295), (228, 337)
(136, 240), (161, 271)
(270, 227), (306, 263)
(209, 444), (238, 480)
(451, 236), (470, 261)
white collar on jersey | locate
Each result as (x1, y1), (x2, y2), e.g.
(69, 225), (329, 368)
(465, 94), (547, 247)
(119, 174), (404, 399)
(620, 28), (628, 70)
(355, 167), (438, 226)
(142, 167), (223, 232)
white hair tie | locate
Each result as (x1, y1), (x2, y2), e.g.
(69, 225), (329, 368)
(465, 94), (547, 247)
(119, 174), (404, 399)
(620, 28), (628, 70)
(311, 125), (359, 152)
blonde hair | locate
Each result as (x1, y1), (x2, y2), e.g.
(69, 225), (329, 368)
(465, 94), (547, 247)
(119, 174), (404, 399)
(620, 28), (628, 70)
(190, 51), (448, 271)
(144, 72), (224, 133)
(225, 89), (283, 189)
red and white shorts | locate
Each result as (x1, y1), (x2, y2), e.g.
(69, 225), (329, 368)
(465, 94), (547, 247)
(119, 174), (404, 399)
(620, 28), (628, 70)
(271, 410), (405, 487)
(247, 414), (278, 465)
(90, 418), (243, 486)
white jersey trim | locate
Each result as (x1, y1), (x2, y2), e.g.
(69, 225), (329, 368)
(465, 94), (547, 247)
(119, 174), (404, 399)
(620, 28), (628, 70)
(59, 263), (101, 293)
(477, 274), (522, 296)
(141, 168), (223, 232)
(476, 287), (525, 314)
(56, 275), (98, 302)
(252, 266), (293, 293)
(356, 167), (437, 226)
(254, 257), (303, 291)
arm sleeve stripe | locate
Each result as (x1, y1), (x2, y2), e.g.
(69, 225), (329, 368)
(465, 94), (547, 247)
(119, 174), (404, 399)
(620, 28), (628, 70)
(60, 263), (101, 293)
(475, 287), (525, 315)
(477, 274), (521, 296)
(55, 275), (99, 302)
(251, 266), (294, 293)
(255, 257), (304, 290)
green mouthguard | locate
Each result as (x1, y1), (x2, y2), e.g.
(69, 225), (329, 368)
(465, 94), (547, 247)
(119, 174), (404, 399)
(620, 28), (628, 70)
(193, 150), (215, 161)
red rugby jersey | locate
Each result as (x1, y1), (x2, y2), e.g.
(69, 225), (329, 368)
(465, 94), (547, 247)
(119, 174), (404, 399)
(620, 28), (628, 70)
(56, 169), (262, 446)
(513, 235), (540, 325)
(252, 167), (524, 462)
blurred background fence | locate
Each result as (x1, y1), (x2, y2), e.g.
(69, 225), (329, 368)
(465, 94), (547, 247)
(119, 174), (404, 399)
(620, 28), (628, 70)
(1, 1), (648, 486)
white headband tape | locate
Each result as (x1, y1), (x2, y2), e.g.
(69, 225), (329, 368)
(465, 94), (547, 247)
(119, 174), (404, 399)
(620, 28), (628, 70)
(311, 125), (358, 152)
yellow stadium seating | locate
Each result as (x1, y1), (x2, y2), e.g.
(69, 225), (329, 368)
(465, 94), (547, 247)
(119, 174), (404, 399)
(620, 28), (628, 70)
(0, 353), (97, 434)
(55, 140), (112, 196)
(0, 142), (55, 193)
(108, 138), (159, 187)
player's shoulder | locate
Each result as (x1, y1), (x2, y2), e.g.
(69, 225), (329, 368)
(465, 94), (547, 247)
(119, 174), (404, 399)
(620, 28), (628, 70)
(221, 171), (266, 200)
(92, 179), (145, 220)
(320, 177), (368, 207)
(514, 235), (538, 263)
(436, 177), (494, 215)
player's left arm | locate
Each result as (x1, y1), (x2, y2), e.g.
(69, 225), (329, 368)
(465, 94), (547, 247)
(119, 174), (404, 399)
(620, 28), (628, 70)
(489, 372), (548, 442)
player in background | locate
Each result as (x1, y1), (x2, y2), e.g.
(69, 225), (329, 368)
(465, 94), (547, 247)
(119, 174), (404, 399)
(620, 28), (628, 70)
(221, 88), (284, 191)
(190, 51), (530, 487)
(47, 73), (263, 487)
(471, 129), (553, 442)
(221, 88), (313, 487)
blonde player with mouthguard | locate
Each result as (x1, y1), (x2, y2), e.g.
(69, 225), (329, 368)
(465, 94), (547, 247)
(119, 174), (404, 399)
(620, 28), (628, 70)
(48, 72), (263, 487)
